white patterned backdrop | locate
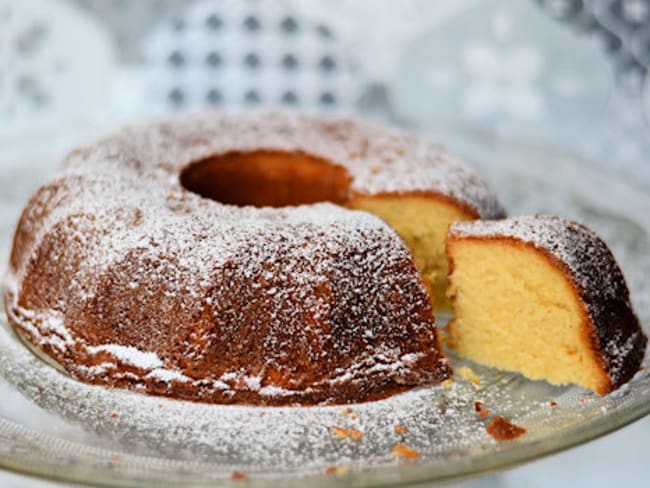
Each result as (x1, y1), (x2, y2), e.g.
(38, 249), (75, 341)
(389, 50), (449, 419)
(0, 0), (648, 188)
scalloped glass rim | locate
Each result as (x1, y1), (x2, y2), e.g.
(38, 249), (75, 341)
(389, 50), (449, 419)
(0, 128), (648, 487)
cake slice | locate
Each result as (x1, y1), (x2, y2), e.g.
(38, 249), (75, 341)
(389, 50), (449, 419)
(445, 215), (647, 394)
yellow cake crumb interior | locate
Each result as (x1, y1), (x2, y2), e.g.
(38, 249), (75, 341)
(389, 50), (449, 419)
(446, 238), (607, 392)
(349, 195), (474, 311)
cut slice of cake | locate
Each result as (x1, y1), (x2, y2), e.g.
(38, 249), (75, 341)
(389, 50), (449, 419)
(445, 215), (647, 394)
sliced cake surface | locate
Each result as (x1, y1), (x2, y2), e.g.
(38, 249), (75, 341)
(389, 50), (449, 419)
(446, 215), (647, 394)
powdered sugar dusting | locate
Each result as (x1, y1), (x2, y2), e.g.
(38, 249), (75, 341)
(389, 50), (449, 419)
(63, 109), (505, 218)
(86, 345), (164, 370)
(4, 298), (73, 352)
(146, 368), (192, 383)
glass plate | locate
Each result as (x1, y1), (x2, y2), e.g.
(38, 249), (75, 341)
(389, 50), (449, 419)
(0, 129), (648, 487)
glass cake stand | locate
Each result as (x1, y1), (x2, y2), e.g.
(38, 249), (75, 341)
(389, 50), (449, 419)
(0, 130), (649, 487)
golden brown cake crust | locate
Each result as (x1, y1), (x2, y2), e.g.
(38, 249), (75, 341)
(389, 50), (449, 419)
(5, 186), (451, 406)
(1, 110), (513, 405)
(448, 215), (647, 393)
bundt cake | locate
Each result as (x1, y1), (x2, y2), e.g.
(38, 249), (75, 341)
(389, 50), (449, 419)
(4, 110), (504, 406)
(446, 215), (647, 394)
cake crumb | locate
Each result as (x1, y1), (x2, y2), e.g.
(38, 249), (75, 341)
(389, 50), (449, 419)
(331, 426), (364, 440)
(474, 401), (489, 418)
(486, 416), (526, 441)
(111, 454), (122, 463)
(325, 465), (350, 475)
(457, 366), (480, 385)
(340, 407), (353, 416)
(394, 424), (408, 434)
(110, 411), (118, 418)
(550, 401), (558, 407)
(231, 471), (246, 481)
(391, 443), (420, 459)
(441, 378), (453, 388)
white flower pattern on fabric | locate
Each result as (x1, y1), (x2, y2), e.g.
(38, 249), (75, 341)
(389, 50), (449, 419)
(461, 12), (544, 120)
(462, 42), (544, 119)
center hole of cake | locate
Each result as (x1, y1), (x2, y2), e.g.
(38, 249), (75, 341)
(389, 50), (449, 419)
(180, 150), (352, 207)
